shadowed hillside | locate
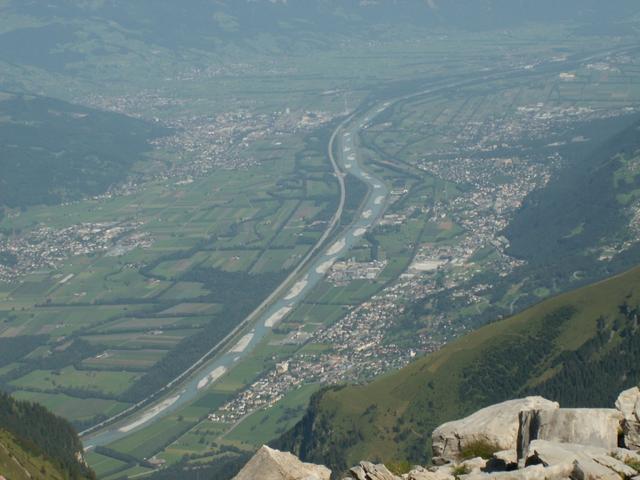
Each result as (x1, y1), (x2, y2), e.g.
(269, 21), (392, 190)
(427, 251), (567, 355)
(0, 392), (95, 479)
(276, 265), (640, 475)
(0, 92), (168, 208)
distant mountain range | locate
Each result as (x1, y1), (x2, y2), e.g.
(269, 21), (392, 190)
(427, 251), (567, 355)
(0, 0), (638, 63)
(8, 1), (639, 28)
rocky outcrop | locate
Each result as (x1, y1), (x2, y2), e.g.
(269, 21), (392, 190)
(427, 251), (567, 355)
(236, 387), (640, 480)
(524, 440), (638, 480)
(459, 463), (575, 480)
(345, 461), (400, 479)
(403, 466), (454, 480)
(616, 387), (640, 450)
(422, 386), (640, 480)
(432, 397), (559, 464)
(232, 445), (331, 480)
(517, 408), (623, 461)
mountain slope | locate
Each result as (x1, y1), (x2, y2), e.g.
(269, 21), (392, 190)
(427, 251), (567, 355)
(504, 114), (640, 276)
(0, 0), (637, 66)
(0, 428), (68, 480)
(0, 91), (168, 208)
(0, 392), (95, 479)
(275, 265), (640, 474)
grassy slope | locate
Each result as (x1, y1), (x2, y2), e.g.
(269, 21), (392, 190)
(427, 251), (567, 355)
(0, 391), (95, 479)
(0, 429), (66, 480)
(276, 265), (640, 473)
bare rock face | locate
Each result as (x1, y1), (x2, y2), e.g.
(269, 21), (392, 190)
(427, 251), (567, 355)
(432, 397), (559, 463)
(404, 466), (454, 480)
(525, 440), (637, 480)
(458, 463), (575, 480)
(611, 447), (640, 465)
(344, 461), (401, 480)
(616, 387), (640, 450)
(615, 387), (640, 418)
(233, 445), (331, 480)
(460, 457), (488, 474)
(517, 408), (623, 461)
(233, 387), (640, 480)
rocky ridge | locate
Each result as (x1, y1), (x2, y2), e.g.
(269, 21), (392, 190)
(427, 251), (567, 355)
(234, 387), (640, 480)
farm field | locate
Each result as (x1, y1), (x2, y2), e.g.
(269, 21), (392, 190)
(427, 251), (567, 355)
(1, 9), (640, 479)
(0, 120), (341, 436)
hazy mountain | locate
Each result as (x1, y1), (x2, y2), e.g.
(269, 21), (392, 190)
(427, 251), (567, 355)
(0, 0), (637, 69)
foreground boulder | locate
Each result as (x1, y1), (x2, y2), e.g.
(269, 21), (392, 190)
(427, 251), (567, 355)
(403, 466), (454, 480)
(233, 387), (640, 480)
(616, 387), (640, 450)
(459, 463), (575, 480)
(233, 445), (331, 480)
(518, 408), (623, 460)
(432, 397), (559, 463)
(344, 461), (400, 479)
(525, 440), (637, 480)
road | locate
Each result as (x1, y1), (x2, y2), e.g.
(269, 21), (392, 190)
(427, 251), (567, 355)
(81, 45), (634, 448)
(82, 105), (389, 448)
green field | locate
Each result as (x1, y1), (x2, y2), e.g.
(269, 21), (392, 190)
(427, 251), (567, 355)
(225, 384), (321, 446)
(11, 391), (128, 423)
(0, 7), (638, 479)
(11, 367), (141, 397)
(276, 265), (640, 472)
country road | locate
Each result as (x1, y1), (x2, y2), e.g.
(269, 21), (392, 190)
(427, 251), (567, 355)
(81, 106), (387, 448)
(81, 44), (633, 448)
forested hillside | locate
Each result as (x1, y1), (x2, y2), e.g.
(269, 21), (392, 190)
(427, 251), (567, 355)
(0, 392), (95, 479)
(415, 111), (640, 334)
(504, 114), (640, 278)
(0, 92), (168, 208)
(275, 265), (640, 475)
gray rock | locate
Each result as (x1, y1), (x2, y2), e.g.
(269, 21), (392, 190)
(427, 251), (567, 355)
(616, 387), (640, 420)
(458, 463), (575, 480)
(461, 457), (488, 473)
(590, 454), (637, 478)
(623, 422), (640, 452)
(518, 408), (623, 461)
(611, 447), (640, 465)
(616, 387), (640, 451)
(432, 397), (559, 463)
(346, 461), (400, 480)
(525, 440), (637, 480)
(404, 466), (454, 480)
(348, 465), (368, 480)
(232, 445), (331, 480)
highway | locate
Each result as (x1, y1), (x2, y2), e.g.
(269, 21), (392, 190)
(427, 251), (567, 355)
(82, 101), (390, 448)
(81, 45), (633, 448)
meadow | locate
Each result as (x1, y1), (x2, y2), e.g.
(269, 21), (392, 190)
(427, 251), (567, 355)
(0, 14), (638, 478)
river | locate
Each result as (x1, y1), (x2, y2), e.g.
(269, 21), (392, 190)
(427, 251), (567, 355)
(83, 102), (390, 448)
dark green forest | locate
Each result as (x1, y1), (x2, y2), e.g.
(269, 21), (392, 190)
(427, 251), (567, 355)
(0, 391), (95, 479)
(0, 92), (168, 208)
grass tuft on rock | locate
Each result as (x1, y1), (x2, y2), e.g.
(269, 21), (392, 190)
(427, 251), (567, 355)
(460, 440), (501, 460)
